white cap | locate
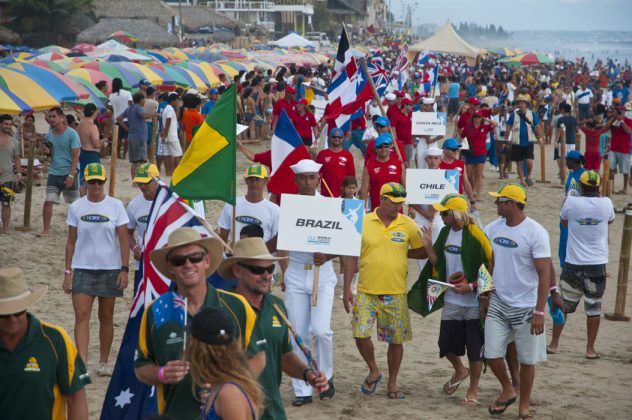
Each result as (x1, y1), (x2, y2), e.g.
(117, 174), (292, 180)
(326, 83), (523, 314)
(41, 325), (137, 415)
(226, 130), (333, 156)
(385, 93), (396, 101)
(422, 97), (435, 105)
(426, 144), (443, 156)
(268, 78), (277, 83)
(290, 159), (322, 174)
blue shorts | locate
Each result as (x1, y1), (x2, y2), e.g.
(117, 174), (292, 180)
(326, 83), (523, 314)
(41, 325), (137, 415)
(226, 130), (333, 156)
(465, 154), (486, 165)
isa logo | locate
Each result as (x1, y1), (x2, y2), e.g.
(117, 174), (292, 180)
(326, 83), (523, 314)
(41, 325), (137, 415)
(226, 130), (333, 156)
(494, 237), (518, 248)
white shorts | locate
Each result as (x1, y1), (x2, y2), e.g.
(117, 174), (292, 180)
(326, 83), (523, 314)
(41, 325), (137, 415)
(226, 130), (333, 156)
(161, 140), (182, 157)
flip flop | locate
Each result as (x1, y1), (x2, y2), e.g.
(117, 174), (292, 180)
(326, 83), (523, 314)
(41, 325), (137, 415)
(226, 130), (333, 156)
(462, 398), (480, 407)
(360, 373), (383, 395)
(586, 353), (601, 360)
(387, 390), (405, 400)
(517, 414), (534, 420)
(488, 396), (517, 415)
(442, 368), (469, 395)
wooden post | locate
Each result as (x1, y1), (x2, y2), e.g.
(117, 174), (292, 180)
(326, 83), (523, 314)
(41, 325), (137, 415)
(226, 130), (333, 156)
(559, 139), (567, 186)
(149, 116), (158, 164)
(109, 125), (119, 197)
(15, 132), (34, 232)
(606, 180), (614, 197)
(311, 266), (320, 306)
(536, 141), (550, 183)
(605, 206), (632, 322)
(602, 159), (610, 196)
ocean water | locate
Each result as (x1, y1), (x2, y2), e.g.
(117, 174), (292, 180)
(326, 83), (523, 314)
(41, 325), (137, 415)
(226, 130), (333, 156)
(482, 30), (632, 66)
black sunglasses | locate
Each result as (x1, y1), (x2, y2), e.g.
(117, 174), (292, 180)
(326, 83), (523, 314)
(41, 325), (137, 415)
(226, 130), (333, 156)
(239, 263), (275, 275)
(168, 251), (207, 266)
(440, 210), (451, 217)
(330, 135), (343, 139)
(385, 191), (407, 198)
(0, 309), (27, 319)
(87, 179), (105, 185)
(376, 144), (392, 149)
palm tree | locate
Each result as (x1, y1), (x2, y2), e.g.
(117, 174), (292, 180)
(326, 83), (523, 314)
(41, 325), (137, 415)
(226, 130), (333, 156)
(7, 0), (95, 46)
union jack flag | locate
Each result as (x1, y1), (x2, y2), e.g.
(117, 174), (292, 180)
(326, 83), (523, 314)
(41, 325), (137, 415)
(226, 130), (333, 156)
(392, 44), (411, 77)
(368, 60), (390, 98)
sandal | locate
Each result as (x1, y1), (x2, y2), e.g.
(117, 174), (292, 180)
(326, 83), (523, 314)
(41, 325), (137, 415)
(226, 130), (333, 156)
(387, 390), (405, 400)
(360, 373), (383, 395)
(442, 368), (469, 395)
(462, 398), (480, 407)
(517, 414), (534, 420)
(488, 396), (517, 415)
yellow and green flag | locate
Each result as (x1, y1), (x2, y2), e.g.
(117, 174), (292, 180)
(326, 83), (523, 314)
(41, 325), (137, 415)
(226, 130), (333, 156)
(171, 84), (236, 204)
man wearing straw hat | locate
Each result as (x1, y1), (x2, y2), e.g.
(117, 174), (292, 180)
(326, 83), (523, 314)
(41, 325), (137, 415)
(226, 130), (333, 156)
(0, 266), (90, 418)
(218, 237), (329, 419)
(277, 158), (337, 406)
(134, 227), (266, 419)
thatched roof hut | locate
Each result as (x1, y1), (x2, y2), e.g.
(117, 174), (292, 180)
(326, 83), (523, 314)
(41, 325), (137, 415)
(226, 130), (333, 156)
(77, 18), (178, 48)
(93, 0), (175, 26)
(177, 6), (242, 32)
(0, 26), (21, 44)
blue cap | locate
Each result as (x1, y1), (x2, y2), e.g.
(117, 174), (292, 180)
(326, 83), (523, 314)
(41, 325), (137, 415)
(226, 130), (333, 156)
(139, 78), (151, 86)
(442, 138), (461, 150)
(209, 88), (219, 95)
(329, 127), (344, 137)
(375, 133), (393, 147)
(375, 116), (390, 127)
(566, 150), (584, 161)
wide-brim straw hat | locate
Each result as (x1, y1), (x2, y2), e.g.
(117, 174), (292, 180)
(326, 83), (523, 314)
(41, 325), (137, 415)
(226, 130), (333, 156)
(217, 237), (287, 279)
(0, 266), (47, 315)
(150, 227), (226, 278)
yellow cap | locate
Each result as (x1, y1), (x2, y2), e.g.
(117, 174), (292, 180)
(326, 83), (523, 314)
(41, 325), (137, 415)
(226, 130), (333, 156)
(133, 163), (159, 183)
(432, 194), (469, 212)
(488, 183), (527, 204)
(580, 170), (601, 186)
(380, 182), (407, 203)
(84, 163), (106, 181)
(244, 163), (268, 179)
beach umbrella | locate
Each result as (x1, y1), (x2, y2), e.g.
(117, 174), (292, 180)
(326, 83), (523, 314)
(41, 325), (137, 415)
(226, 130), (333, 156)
(500, 52), (554, 66)
(176, 61), (220, 87)
(88, 50), (154, 63)
(116, 62), (163, 85)
(64, 68), (112, 94)
(28, 59), (66, 73)
(79, 61), (144, 89)
(159, 64), (208, 92)
(193, 51), (226, 62)
(0, 68), (60, 110)
(39, 45), (71, 54)
(108, 31), (138, 44)
(72, 43), (96, 53)
(65, 76), (108, 111)
(5, 62), (89, 102)
(0, 86), (33, 114)
(54, 56), (92, 70)
(31, 51), (67, 61)
(213, 61), (239, 78)
(162, 47), (194, 61)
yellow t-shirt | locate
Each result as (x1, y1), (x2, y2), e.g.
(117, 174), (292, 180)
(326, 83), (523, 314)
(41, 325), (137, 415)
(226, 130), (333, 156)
(357, 210), (423, 295)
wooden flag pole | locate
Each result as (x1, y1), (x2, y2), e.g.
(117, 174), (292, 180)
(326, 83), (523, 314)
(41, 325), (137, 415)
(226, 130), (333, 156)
(149, 116), (158, 164)
(602, 159), (611, 197)
(605, 206), (632, 322)
(109, 125), (119, 197)
(559, 139), (567, 186)
(15, 126), (34, 232)
(311, 266), (320, 306)
(536, 141), (550, 183)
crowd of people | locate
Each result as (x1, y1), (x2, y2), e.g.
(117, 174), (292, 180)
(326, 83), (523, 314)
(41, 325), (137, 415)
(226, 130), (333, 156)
(0, 40), (630, 420)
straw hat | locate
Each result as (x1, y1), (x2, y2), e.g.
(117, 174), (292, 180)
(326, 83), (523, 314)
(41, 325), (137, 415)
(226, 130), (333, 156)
(217, 237), (286, 279)
(150, 227), (226, 278)
(0, 267), (47, 315)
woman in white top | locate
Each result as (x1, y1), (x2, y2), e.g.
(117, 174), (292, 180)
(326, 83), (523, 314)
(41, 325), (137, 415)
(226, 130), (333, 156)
(64, 163), (129, 376)
(108, 78), (132, 159)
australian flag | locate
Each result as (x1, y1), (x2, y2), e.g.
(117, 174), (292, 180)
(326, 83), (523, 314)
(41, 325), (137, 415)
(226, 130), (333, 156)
(100, 184), (214, 419)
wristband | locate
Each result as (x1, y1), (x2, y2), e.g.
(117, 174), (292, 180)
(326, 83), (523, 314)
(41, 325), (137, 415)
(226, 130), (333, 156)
(67, 174), (74, 179)
(64, 269), (72, 275)
(158, 366), (166, 383)
(478, 295), (489, 301)
(533, 310), (545, 316)
(302, 368), (311, 385)
(132, 244), (140, 252)
(549, 286), (558, 293)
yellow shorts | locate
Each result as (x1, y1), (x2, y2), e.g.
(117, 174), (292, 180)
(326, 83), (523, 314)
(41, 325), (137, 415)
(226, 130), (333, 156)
(352, 292), (412, 344)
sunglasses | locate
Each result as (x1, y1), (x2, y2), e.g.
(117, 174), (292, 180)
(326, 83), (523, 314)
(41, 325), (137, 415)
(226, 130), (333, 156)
(384, 191), (407, 198)
(238, 263), (275, 275)
(376, 144), (392, 149)
(87, 179), (105, 185)
(440, 210), (451, 217)
(375, 124), (387, 128)
(446, 148), (459, 152)
(330, 135), (343, 139)
(168, 251), (207, 266)
(496, 197), (513, 204)
(0, 309), (27, 319)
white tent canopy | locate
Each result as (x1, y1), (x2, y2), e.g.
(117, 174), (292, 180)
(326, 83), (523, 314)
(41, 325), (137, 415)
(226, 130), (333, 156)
(96, 39), (129, 50)
(271, 33), (314, 48)
(409, 20), (479, 58)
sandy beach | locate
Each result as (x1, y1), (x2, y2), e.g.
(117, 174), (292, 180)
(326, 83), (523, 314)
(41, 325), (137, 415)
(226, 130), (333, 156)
(2, 121), (632, 420)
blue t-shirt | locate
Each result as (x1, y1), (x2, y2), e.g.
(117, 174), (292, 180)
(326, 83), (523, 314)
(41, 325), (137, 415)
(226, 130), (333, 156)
(157, 101), (168, 133)
(122, 104), (147, 141)
(507, 111), (540, 146)
(556, 115), (578, 145)
(46, 128), (81, 176)
(448, 82), (460, 99)
(613, 87), (630, 104)
(201, 100), (216, 115)
(564, 167), (585, 194)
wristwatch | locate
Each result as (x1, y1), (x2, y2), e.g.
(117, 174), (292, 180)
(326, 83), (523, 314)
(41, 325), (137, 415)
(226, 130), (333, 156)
(120, 265), (129, 273)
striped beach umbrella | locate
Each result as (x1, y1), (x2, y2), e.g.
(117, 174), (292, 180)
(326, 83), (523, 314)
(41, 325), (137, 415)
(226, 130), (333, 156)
(5, 62), (89, 102)
(0, 86), (33, 114)
(65, 76), (108, 111)
(79, 61), (144, 89)
(0, 68), (60, 110)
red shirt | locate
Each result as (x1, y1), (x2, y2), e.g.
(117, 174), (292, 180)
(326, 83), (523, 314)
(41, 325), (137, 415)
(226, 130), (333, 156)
(461, 123), (492, 156)
(439, 159), (465, 194)
(580, 127), (606, 154)
(610, 118), (632, 153)
(291, 111), (317, 140)
(364, 138), (407, 165)
(386, 104), (402, 122)
(392, 111), (413, 145)
(366, 156), (403, 210)
(457, 111), (473, 132)
(272, 98), (297, 119)
(316, 149), (356, 197)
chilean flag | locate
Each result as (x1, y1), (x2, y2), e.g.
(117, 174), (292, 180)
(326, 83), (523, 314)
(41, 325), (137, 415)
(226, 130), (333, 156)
(329, 26), (357, 102)
(324, 62), (373, 129)
(268, 110), (311, 197)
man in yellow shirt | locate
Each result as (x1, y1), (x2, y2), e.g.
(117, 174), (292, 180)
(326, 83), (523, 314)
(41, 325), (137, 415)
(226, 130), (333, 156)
(342, 182), (428, 400)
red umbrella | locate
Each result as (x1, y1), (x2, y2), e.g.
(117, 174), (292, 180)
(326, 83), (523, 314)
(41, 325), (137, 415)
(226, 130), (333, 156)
(72, 43), (96, 53)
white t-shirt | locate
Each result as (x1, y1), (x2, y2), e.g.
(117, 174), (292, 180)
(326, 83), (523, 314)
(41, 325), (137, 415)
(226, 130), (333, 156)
(109, 90), (133, 119)
(442, 228), (477, 307)
(67, 196), (129, 270)
(507, 82), (517, 103)
(561, 196), (615, 265)
(126, 194), (153, 269)
(161, 104), (179, 142)
(217, 196), (280, 243)
(575, 88), (593, 105)
(484, 217), (551, 308)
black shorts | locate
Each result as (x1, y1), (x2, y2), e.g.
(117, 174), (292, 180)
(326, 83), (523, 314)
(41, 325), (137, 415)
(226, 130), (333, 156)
(511, 143), (534, 161)
(301, 136), (313, 146)
(438, 303), (483, 361)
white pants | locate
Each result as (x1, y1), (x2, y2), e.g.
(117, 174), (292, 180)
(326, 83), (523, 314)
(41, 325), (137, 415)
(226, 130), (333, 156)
(415, 140), (428, 169)
(284, 261), (337, 396)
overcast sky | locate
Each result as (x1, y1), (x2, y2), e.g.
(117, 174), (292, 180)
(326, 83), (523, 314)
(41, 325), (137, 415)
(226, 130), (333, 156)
(396, 0), (632, 31)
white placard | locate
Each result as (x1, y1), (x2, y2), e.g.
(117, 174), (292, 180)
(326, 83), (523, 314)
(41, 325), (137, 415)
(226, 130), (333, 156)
(412, 112), (447, 136)
(406, 168), (460, 204)
(277, 194), (364, 256)
(236, 124), (249, 135)
(311, 99), (327, 121)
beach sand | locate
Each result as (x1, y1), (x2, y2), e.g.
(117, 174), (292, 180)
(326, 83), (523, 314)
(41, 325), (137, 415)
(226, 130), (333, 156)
(2, 122), (632, 419)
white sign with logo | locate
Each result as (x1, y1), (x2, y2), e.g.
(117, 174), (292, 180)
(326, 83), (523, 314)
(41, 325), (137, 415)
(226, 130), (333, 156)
(412, 112), (447, 136)
(406, 168), (460, 204)
(277, 194), (364, 256)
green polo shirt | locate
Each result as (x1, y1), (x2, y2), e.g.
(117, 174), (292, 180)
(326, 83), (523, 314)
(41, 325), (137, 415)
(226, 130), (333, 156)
(0, 314), (91, 420)
(135, 286), (265, 420)
(252, 294), (293, 420)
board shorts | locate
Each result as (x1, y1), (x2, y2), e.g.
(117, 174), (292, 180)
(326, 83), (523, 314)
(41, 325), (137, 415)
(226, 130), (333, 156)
(439, 303), (483, 361)
(608, 151), (630, 175)
(352, 292), (412, 344)
(128, 138), (148, 163)
(45, 174), (79, 204)
(511, 143), (535, 161)
(0, 182), (16, 206)
(560, 263), (606, 317)
(72, 268), (123, 297)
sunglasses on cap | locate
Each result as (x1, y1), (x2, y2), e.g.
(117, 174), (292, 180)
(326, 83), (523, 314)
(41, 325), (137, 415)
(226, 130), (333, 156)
(168, 251), (207, 266)
(495, 197), (513, 204)
(384, 191), (407, 198)
(0, 310), (27, 319)
(87, 179), (105, 185)
(238, 263), (275, 275)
